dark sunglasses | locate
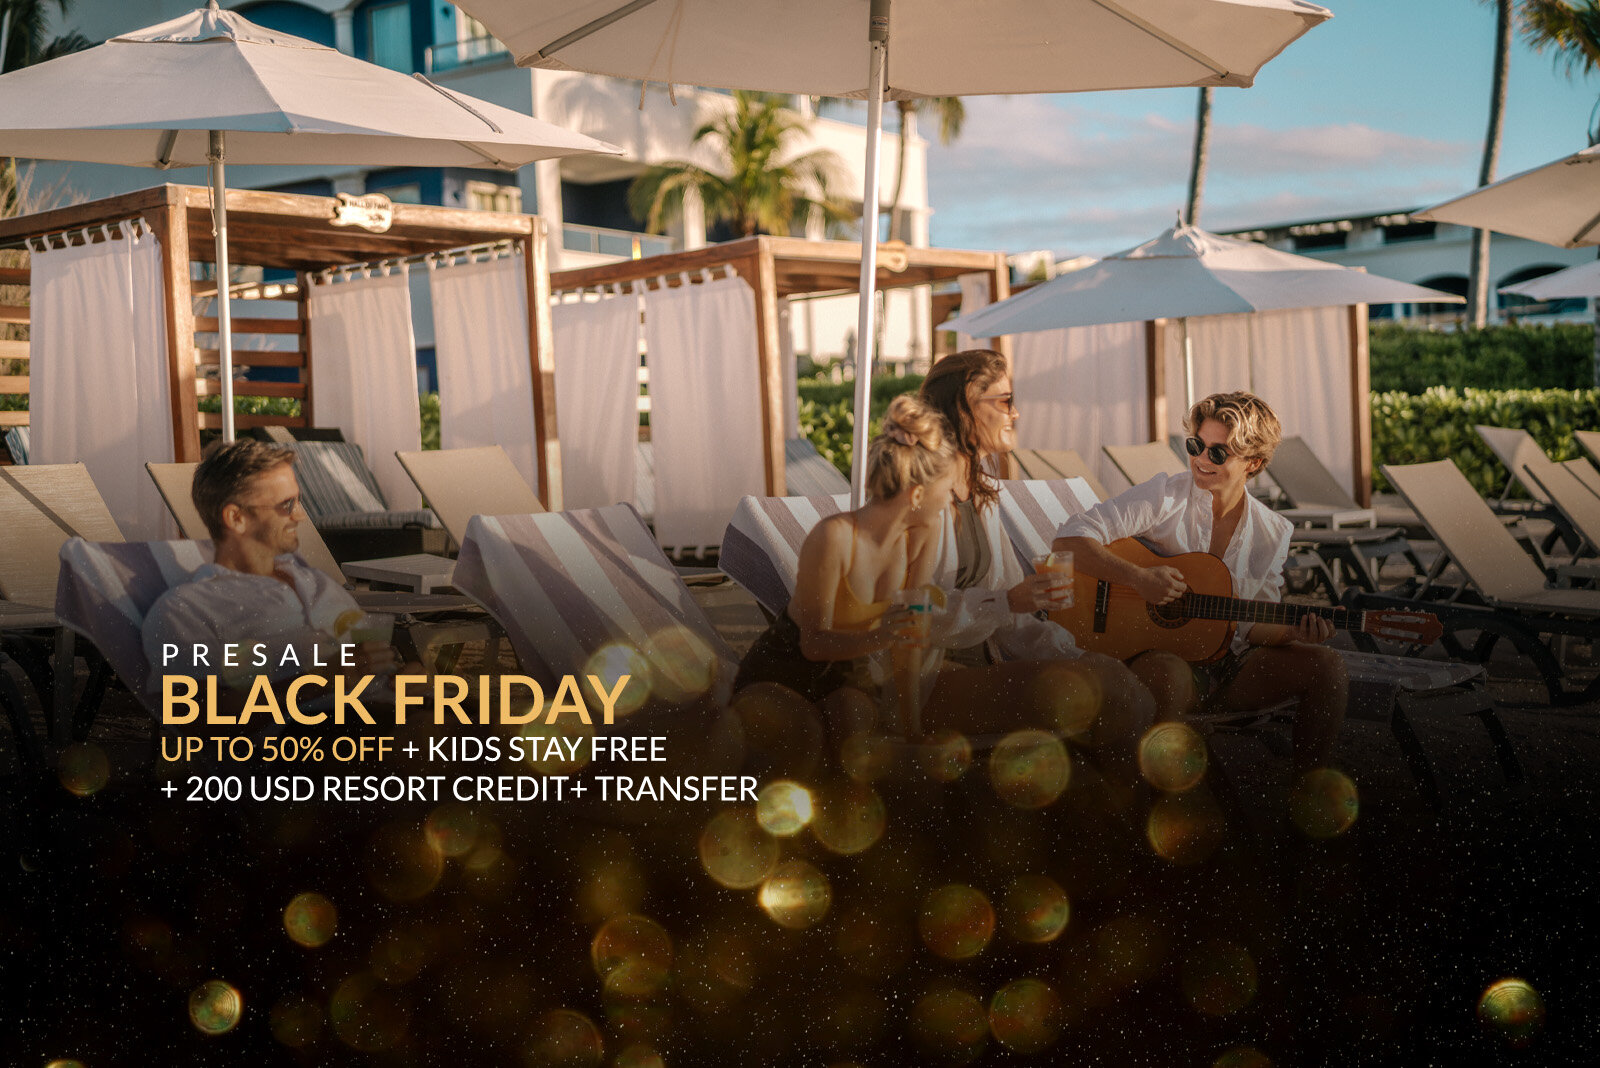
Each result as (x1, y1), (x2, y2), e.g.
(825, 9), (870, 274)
(1184, 437), (1232, 466)
(238, 495), (301, 518)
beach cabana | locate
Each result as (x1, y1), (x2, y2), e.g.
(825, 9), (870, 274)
(547, 236), (1009, 550)
(0, 184), (565, 533)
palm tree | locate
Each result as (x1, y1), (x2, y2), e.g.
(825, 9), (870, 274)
(1518, 1), (1600, 142)
(1517, 0), (1600, 384)
(887, 96), (965, 242)
(628, 91), (852, 240)
(1467, 0), (1514, 328)
(1184, 88), (1214, 226)
(0, 0), (79, 74)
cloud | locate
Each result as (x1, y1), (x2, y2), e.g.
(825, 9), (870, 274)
(924, 95), (1479, 258)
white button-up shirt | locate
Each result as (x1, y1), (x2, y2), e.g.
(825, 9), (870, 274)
(141, 553), (358, 692)
(1056, 471), (1294, 645)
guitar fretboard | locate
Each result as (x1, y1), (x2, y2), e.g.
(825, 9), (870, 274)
(1175, 593), (1358, 631)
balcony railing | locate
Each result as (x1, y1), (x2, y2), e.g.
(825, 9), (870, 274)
(561, 223), (675, 260)
(424, 35), (510, 74)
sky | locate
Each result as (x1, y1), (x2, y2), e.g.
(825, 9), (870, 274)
(924, 0), (1600, 259)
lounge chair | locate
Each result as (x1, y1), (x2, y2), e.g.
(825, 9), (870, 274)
(0, 464), (125, 746)
(1353, 458), (1600, 705)
(271, 438), (447, 561)
(3, 425), (28, 464)
(784, 438), (850, 496)
(395, 446), (544, 548)
(452, 504), (741, 707)
(1010, 448), (1109, 502)
(1268, 435), (1416, 529)
(1102, 441), (1187, 488)
(1521, 459), (1600, 585)
(1574, 429), (1600, 474)
(146, 461), (346, 585)
(1474, 425), (1579, 553)
(721, 492), (851, 618)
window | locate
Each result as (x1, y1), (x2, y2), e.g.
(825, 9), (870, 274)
(369, 183), (422, 205)
(366, 1), (411, 71)
(1291, 231), (1347, 252)
(1382, 220), (1436, 245)
(1415, 274), (1468, 318)
(465, 181), (522, 214)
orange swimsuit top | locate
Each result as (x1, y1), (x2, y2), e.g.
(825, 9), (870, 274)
(831, 524), (909, 631)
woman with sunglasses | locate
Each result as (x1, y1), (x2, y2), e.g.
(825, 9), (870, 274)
(1054, 391), (1347, 774)
(917, 350), (1154, 801)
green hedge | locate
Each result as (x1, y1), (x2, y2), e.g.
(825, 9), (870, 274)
(1369, 322), (1593, 393)
(796, 374), (927, 476)
(1370, 386), (1600, 495)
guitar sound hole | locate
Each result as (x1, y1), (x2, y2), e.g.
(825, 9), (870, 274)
(1146, 601), (1186, 630)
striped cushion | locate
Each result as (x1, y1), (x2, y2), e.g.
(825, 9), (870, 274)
(315, 509), (442, 530)
(995, 478), (1099, 565)
(454, 504), (738, 706)
(284, 441), (387, 517)
(721, 493), (849, 616)
(56, 538), (213, 704)
(4, 426), (29, 465)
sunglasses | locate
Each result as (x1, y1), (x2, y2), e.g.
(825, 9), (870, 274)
(977, 392), (1016, 412)
(1184, 437), (1233, 466)
(238, 495), (301, 518)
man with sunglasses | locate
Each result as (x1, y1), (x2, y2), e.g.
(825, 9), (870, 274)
(142, 440), (394, 700)
(1054, 391), (1347, 775)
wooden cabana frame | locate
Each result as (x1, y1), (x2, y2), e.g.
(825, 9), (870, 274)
(550, 235), (1013, 495)
(0, 184), (564, 506)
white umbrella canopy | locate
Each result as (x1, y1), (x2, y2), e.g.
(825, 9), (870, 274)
(453, 0), (1333, 501)
(945, 222), (1463, 406)
(1414, 143), (1600, 249)
(0, 1), (621, 439)
(1501, 258), (1600, 300)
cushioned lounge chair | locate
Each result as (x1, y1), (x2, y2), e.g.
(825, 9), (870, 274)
(1353, 458), (1600, 706)
(1474, 425), (1579, 553)
(272, 438), (446, 561)
(452, 505), (740, 710)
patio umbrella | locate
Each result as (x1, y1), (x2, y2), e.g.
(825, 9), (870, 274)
(945, 221), (1463, 407)
(0, 1), (621, 441)
(451, 0), (1333, 502)
(1500, 258), (1600, 300)
(1415, 143), (1600, 249)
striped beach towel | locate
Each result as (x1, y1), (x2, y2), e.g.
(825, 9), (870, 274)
(720, 493), (850, 616)
(56, 538), (212, 705)
(995, 477), (1100, 565)
(453, 505), (739, 708)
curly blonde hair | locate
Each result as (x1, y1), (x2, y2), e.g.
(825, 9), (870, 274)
(865, 395), (955, 501)
(1185, 391), (1283, 467)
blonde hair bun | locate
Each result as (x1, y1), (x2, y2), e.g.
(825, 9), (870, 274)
(867, 395), (956, 501)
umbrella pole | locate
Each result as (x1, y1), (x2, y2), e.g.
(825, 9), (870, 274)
(848, 0), (890, 506)
(209, 130), (236, 443)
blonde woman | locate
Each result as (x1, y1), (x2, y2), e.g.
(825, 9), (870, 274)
(735, 395), (957, 705)
(1055, 391), (1348, 772)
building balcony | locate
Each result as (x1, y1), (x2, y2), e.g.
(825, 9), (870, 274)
(424, 35), (511, 75)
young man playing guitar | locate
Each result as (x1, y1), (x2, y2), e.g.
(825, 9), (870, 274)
(1054, 392), (1347, 774)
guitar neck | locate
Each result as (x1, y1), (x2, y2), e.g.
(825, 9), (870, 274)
(1177, 593), (1358, 631)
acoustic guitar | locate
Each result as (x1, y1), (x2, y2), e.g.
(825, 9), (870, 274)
(1049, 538), (1443, 663)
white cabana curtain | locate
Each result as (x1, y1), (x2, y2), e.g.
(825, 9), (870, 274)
(308, 270), (421, 509)
(1013, 322), (1148, 491)
(954, 272), (991, 352)
(429, 253), (539, 492)
(643, 274), (765, 549)
(31, 220), (173, 539)
(551, 291), (640, 509)
(1163, 306), (1354, 495)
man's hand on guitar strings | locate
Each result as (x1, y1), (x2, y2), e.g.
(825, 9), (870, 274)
(1292, 614), (1335, 645)
(1133, 565), (1188, 606)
